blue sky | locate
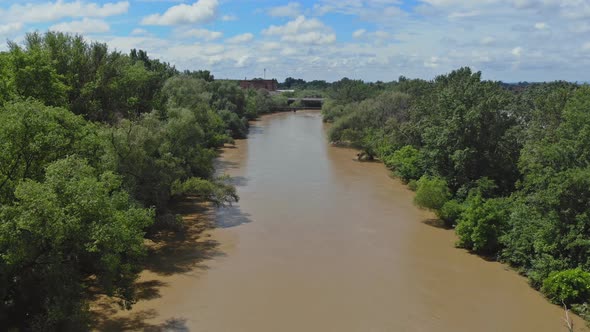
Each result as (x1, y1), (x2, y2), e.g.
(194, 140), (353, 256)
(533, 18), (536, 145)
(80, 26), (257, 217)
(1, 0), (589, 82)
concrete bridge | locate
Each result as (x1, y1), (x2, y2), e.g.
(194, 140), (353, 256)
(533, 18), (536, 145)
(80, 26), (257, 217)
(287, 98), (324, 110)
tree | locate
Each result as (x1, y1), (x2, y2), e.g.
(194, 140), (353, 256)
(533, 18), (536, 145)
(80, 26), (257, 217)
(0, 52), (16, 105)
(419, 68), (519, 195)
(0, 100), (102, 204)
(9, 40), (69, 107)
(414, 176), (451, 211)
(455, 195), (510, 255)
(386, 145), (425, 182)
(0, 156), (153, 330)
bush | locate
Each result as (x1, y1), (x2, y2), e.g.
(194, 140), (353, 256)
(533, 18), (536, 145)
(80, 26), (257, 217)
(414, 176), (450, 211)
(542, 268), (590, 305)
(407, 179), (418, 191)
(439, 199), (464, 226)
(455, 196), (510, 255)
(387, 145), (425, 182)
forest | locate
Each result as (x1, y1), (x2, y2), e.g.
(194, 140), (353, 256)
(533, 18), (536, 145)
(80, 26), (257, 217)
(323, 68), (590, 320)
(0, 31), (286, 330)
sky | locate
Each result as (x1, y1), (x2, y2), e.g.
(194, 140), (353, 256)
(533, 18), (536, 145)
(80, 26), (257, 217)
(0, 0), (589, 82)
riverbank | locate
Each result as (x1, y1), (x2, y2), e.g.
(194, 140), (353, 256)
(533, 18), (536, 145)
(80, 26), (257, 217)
(89, 197), (220, 330)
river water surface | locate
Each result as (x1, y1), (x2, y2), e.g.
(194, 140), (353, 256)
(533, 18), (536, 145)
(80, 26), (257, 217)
(97, 110), (586, 331)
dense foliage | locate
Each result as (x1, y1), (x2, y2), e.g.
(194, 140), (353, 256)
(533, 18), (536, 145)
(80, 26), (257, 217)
(0, 31), (282, 330)
(323, 68), (590, 314)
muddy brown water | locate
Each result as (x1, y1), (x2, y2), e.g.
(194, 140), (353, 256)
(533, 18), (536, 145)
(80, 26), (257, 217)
(94, 110), (587, 331)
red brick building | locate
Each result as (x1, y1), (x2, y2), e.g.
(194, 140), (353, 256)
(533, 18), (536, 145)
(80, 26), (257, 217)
(239, 79), (278, 91)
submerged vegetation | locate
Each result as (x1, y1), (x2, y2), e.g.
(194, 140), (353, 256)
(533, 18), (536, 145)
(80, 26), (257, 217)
(323, 68), (590, 319)
(0, 31), (285, 330)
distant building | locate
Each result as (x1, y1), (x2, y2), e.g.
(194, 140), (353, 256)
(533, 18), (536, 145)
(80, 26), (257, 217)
(239, 79), (278, 91)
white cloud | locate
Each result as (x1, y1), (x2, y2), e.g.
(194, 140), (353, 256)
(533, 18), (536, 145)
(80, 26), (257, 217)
(282, 32), (336, 44)
(0, 23), (23, 35)
(179, 28), (223, 41)
(50, 18), (110, 34)
(141, 0), (218, 26)
(534, 22), (548, 30)
(1, 1), (129, 24)
(424, 56), (440, 68)
(480, 36), (496, 45)
(263, 16), (325, 35)
(226, 33), (254, 44)
(221, 14), (237, 21)
(131, 28), (149, 36)
(511, 46), (523, 56)
(267, 2), (301, 17)
(448, 10), (480, 19)
(353, 29), (366, 38)
(262, 16), (336, 45)
(313, 0), (405, 23)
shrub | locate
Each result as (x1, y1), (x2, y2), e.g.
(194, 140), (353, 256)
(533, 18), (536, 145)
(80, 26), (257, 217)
(407, 179), (418, 191)
(414, 176), (450, 211)
(439, 199), (464, 226)
(455, 196), (510, 255)
(542, 268), (590, 305)
(387, 145), (425, 182)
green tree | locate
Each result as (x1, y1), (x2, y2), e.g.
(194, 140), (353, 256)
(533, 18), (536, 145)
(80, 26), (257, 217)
(0, 52), (16, 105)
(414, 176), (451, 211)
(455, 195), (510, 255)
(0, 156), (153, 330)
(386, 145), (425, 182)
(0, 100), (102, 204)
(542, 268), (590, 305)
(9, 39), (68, 107)
(419, 68), (519, 194)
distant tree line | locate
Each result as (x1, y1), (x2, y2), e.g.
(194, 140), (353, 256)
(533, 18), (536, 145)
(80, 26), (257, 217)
(323, 68), (590, 320)
(0, 31), (285, 330)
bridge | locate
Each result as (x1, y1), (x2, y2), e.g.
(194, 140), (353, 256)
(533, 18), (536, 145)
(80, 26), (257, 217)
(286, 97), (324, 110)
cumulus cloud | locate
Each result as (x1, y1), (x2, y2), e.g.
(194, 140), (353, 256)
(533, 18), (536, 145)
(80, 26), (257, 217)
(262, 15), (336, 45)
(282, 32), (335, 44)
(511, 46), (523, 56)
(0, 1), (129, 23)
(352, 29), (366, 38)
(534, 22), (548, 30)
(313, 0), (405, 23)
(179, 28), (223, 41)
(131, 28), (149, 36)
(267, 2), (301, 17)
(222, 14), (237, 21)
(141, 0), (218, 26)
(424, 56), (440, 68)
(0, 23), (23, 35)
(226, 33), (254, 44)
(50, 18), (110, 34)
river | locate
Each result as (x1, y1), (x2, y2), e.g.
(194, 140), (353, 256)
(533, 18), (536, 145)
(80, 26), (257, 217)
(94, 110), (586, 331)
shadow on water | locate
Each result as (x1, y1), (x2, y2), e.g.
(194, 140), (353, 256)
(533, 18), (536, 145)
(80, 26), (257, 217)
(90, 194), (253, 330)
(227, 175), (249, 187)
(214, 159), (240, 171)
(134, 280), (168, 301)
(421, 218), (454, 230)
(93, 307), (189, 332)
(215, 205), (252, 228)
(247, 124), (264, 135)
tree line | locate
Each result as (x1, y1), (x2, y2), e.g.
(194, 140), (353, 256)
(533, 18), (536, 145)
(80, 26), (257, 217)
(0, 31), (286, 330)
(323, 68), (590, 320)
